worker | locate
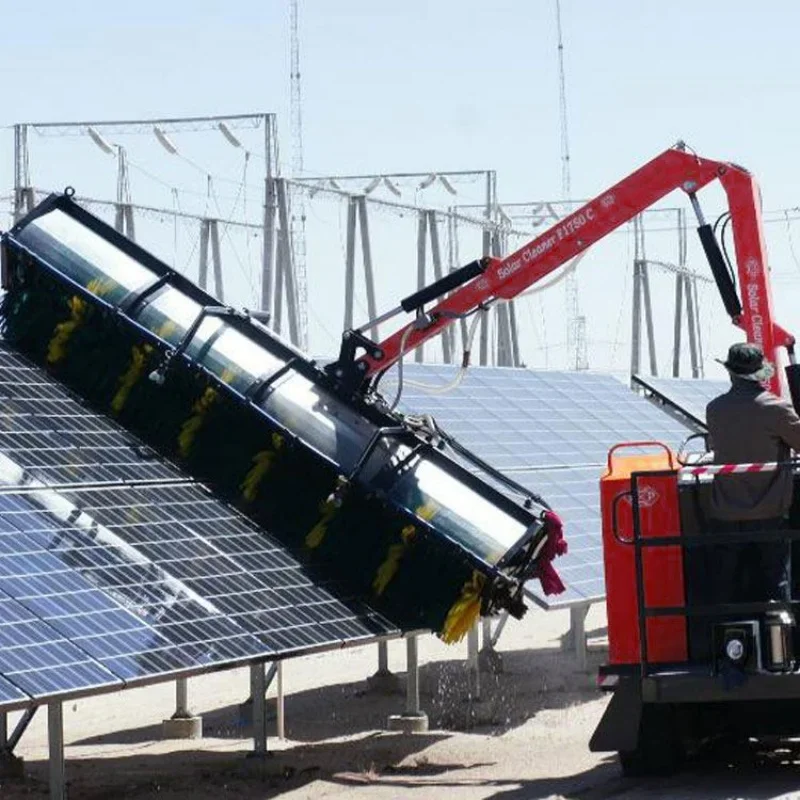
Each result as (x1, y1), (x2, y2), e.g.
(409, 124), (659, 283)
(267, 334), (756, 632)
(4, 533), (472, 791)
(706, 342), (800, 604)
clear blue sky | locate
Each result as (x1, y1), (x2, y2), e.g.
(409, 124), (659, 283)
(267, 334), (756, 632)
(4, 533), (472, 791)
(4, 1), (800, 372)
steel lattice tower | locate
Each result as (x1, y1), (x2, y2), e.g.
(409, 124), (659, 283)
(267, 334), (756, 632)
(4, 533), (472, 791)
(289, 0), (309, 349)
(555, 0), (588, 369)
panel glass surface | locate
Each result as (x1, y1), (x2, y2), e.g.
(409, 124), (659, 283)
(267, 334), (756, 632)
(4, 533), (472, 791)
(0, 344), (187, 486)
(0, 589), (121, 701)
(0, 490), (273, 683)
(633, 374), (729, 427)
(396, 364), (697, 470)
(0, 340), (396, 706)
(58, 483), (393, 653)
(0, 672), (30, 709)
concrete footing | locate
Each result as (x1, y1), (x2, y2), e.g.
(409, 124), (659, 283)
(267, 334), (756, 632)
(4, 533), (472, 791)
(163, 678), (202, 739)
(161, 715), (203, 740)
(387, 712), (429, 733)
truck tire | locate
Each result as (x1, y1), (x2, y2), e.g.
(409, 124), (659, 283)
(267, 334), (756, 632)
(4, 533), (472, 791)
(618, 704), (685, 776)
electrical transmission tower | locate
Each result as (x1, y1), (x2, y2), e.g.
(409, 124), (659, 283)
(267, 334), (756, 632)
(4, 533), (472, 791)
(289, 0), (309, 349)
(555, 0), (588, 370)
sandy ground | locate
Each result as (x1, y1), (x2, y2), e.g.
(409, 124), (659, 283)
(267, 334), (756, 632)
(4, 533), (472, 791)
(3, 604), (800, 800)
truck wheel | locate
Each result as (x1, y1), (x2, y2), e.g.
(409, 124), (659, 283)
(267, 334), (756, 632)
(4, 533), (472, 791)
(618, 704), (684, 777)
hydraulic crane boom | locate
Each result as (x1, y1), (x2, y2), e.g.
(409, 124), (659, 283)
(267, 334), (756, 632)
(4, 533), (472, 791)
(333, 144), (794, 397)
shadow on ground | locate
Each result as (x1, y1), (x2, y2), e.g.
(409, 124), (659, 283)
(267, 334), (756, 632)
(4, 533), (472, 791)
(0, 733), (445, 800)
(72, 642), (607, 747)
(7, 740), (800, 800)
(485, 741), (800, 799)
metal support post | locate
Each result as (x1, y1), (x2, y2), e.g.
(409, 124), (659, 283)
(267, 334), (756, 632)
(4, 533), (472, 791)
(251, 663), (267, 755)
(482, 616), (492, 649)
(114, 204), (125, 235)
(13, 124), (21, 222)
(630, 260), (642, 376)
(262, 178), (277, 315)
(367, 639), (402, 693)
(261, 115), (278, 317)
(379, 640), (389, 673)
(570, 604), (589, 670)
(356, 196), (379, 339)
(685, 274), (701, 378)
(276, 178), (301, 346)
(479, 173), (494, 366)
(508, 301), (521, 367)
(491, 230), (514, 367)
(415, 210), (428, 363)
(48, 702), (65, 800)
(122, 205), (136, 241)
(641, 262), (657, 376)
(446, 209), (462, 360)
(13, 124), (30, 223)
(490, 611), (510, 647)
(693, 276), (704, 374)
(209, 219), (224, 302)
(5, 707), (36, 754)
(0, 705), (33, 778)
(467, 622), (481, 700)
(162, 678), (202, 739)
(387, 635), (428, 731)
(344, 196), (357, 331)
(479, 615), (504, 673)
(427, 210), (452, 363)
(672, 273), (684, 377)
(274, 233), (286, 335)
(406, 636), (421, 714)
(198, 219), (210, 290)
(276, 661), (285, 740)
(496, 305), (511, 366)
(176, 678), (189, 717)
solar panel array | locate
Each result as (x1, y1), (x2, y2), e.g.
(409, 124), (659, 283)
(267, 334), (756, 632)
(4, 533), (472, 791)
(0, 343), (395, 713)
(0, 348), (182, 486)
(632, 374), (728, 427)
(396, 364), (699, 606)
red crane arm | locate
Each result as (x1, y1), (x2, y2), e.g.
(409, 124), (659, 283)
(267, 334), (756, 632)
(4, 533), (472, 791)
(357, 145), (794, 396)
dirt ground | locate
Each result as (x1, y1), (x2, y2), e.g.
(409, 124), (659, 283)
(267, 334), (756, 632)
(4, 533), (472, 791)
(3, 604), (800, 800)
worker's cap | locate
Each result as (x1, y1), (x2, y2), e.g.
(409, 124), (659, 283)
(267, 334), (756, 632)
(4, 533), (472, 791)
(716, 342), (775, 382)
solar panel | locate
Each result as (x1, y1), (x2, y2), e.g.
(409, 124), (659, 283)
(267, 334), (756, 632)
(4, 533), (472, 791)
(0, 673), (31, 709)
(632, 374), (728, 427)
(56, 484), (393, 654)
(0, 345), (186, 487)
(397, 365), (697, 470)
(0, 589), (121, 701)
(0, 489), (273, 683)
(0, 343), (397, 711)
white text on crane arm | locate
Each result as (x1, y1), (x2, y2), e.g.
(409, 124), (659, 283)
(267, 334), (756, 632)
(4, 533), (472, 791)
(496, 203), (600, 282)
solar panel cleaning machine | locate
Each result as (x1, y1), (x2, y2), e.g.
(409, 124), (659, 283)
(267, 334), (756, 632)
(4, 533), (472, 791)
(0, 190), (565, 643)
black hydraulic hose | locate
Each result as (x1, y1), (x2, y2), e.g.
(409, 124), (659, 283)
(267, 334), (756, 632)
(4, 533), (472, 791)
(720, 215), (738, 289)
(697, 224), (742, 318)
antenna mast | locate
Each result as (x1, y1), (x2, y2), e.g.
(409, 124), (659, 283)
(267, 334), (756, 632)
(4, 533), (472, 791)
(289, 0), (309, 349)
(555, 0), (588, 369)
